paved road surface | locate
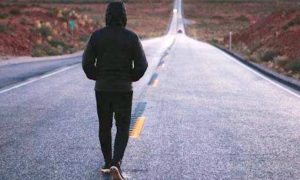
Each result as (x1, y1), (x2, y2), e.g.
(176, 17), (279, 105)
(0, 55), (81, 89)
(1, 0), (300, 179)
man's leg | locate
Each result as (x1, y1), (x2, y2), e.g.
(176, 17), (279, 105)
(95, 91), (113, 166)
(112, 91), (133, 165)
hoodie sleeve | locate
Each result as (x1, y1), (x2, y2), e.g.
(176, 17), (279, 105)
(131, 35), (148, 82)
(82, 35), (97, 80)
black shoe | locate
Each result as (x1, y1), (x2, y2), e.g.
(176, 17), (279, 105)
(100, 163), (111, 174)
(110, 165), (125, 180)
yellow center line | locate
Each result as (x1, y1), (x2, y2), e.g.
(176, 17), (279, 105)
(130, 117), (145, 138)
(152, 79), (159, 87)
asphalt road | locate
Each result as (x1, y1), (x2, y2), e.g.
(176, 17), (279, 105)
(0, 56), (81, 89)
(124, 35), (300, 179)
(1, 0), (300, 179)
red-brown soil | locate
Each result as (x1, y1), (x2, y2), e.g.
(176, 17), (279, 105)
(0, 4), (106, 57)
(228, 10), (300, 79)
(232, 10), (300, 59)
(0, 1), (172, 58)
(184, 0), (300, 79)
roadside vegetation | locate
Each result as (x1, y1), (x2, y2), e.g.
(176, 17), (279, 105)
(0, 0), (172, 58)
(184, 0), (300, 79)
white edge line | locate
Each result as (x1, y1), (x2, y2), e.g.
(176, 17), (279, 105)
(0, 64), (79, 94)
(219, 50), (300, 99)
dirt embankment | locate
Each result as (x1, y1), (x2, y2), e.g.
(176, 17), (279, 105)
(184, 0), (300, 80)
(0, 4), (105, 57)
(0, 1), (172, 58)
(230, 10), (300, 79)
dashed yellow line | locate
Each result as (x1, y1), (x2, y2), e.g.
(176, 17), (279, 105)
(152, 79), (159, 87)
(130, 117), (145, 138)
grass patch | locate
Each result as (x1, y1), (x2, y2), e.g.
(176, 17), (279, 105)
(260, 49), (279, 61)
(209, 38), (219, 45)
(248, 41), (261, 53)
(48, 39), (67, 47)
(35, 25), (52, 37)
(75, 6), (93, 12)
(0, 13), (8, 19)
(48, 39), (73, 52)
(20, 17), (30, 25)
(79, 34), (90, 42)
(9, 9), (21, 15)
(0, 24), (8, 33)
(212, 15), (224, 20)
(234, 15), (249, 22)
(283, 15), (300, 30)
(274, 55), (289, 67)
(47, 8), (59, 18)
(285, 58), (300, 72)
(32, 44), (61, 57)
(232, 42), (251, 56)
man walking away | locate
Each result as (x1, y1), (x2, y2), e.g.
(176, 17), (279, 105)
(82, 2), (148, 180)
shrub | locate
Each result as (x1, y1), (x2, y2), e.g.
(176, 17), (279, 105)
(9, 25), (16, 32)
(48, 39), (74, 52)
(0, 13), (8, 19)
(285, 58), (300, 72)
(20, 17), (30, 25)
(35, 25), (52, 37)
(0, 24), (7, 33)
(47, 8), (58, 17)
(75, 7), (92, 12)
(212, 15), (224, 20)
(283, 15), (300, 30)
(248, 41), (261, 53)
(235, 15), (249, 22)
(79, 34), (90, 42)
(9, 9), (21, 15)
(59, 9), (73, 21)
(260, 49), (279, 61)
(32, 44), (61, 57)
(233, 42), (251, 55)
(209, 38), (218, 45)
(48, 39), (66, 47)
(249, 52), (260, 62)
(274, 56), (289, 67)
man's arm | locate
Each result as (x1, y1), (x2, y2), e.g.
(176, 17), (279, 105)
(82, 35), (97, 80)
(131, 35), (148, 82)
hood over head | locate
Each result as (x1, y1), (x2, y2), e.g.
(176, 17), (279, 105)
(105, 2), (127, 27)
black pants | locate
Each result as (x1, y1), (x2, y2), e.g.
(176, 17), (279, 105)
(95, 91), (133, 165)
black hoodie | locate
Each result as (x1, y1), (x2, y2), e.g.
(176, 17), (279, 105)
(82, 2), (148, 92)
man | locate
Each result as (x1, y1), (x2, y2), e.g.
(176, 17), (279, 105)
(82, 2), (148, 180)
